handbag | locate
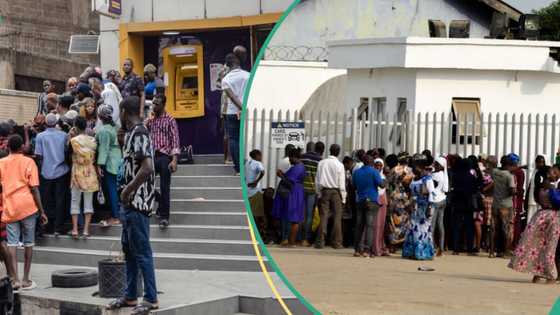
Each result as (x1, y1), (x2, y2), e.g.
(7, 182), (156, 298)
(97, 185), (105, 205)
(276, 178), (293, 198)
(311, 207), (320, 232)
(471, 193), (483, 210)
(178, 145), (194, 165)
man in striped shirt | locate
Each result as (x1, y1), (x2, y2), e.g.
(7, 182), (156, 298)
(146, 94), (180, 229)
(299, 141), (324, 246)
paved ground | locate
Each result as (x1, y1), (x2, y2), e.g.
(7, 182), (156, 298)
(15, 263), (293, 311)
(269, 246), (560, 315)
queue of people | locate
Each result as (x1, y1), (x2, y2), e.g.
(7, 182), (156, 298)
(0, 60), (179, 311)
(246, 143), (560, 284)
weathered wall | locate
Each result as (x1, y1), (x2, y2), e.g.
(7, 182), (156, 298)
(0, 0), (99, 91)
(266, 0), (493, 60)
(99, 0), (291, 75)
(0, 89), (38, 124)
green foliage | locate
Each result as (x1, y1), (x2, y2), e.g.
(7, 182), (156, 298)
(536, 0), (560, 41)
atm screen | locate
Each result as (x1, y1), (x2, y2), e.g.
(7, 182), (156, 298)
(182, 77), (198, 89)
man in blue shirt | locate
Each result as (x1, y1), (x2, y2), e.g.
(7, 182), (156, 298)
(352, 155), (385, 257)
(35, 113), (70, 235)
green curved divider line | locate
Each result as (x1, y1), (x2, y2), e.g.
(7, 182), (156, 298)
(239, 0), (321, 314)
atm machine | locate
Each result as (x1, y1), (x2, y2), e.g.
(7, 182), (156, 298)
(162, 45), (205, 118)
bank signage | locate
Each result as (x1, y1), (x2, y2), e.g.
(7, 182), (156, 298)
(271, 122), (306, 149)
(108, 0), (121, 16)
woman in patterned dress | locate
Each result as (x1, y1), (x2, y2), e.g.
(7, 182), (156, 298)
(386, 153), (413, 252)
(509, 165), (560, 284)
(402, 154), (435, 260)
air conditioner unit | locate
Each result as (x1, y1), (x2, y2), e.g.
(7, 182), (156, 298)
(449, 20), (471, 38)
(428, 20), (447, 38)
(489, 12), (508, 39)
(519, 14), (540, 40)
(68, 35), (100, 54)
(91, 0), (121, 19)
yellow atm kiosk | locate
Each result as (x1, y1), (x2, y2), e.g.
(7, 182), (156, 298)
(162, 45), (205, 118)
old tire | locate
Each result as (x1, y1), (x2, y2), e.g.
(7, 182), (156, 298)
(51, 269), (98, 288)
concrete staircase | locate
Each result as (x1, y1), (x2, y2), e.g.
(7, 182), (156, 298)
(29, 154), (266, 271)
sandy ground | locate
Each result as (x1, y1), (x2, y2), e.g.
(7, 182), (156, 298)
(269, 247), (560, 315)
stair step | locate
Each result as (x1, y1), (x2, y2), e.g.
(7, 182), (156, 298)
(166, 187), (242, 200)
(159, 175), (240, 187)
(82, 224), (251, 240)
(18, 247), (266, 271)
(38, 235), (256, 256)
(191, 154), (230, 164)
(154, 212), (247, 226)
(170, 199), (245, 212)
(176, 164), (237, 176)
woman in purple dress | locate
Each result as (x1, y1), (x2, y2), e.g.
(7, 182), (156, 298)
(272, 148), (306, 247)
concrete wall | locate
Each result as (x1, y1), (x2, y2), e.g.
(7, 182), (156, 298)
(0, 0), (99, 91)
(267, 0), (492, 58)
(415, 68), (560, 114)
(247, 60), (346, 112)
(0, 89), (38, 124)
(99, 0), (292, 70)
(345, 68), (418, 115)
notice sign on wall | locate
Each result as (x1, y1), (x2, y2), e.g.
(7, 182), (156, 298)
(271, 122), (305, 149)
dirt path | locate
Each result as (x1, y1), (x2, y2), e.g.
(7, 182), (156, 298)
(269, 247), (559, 315)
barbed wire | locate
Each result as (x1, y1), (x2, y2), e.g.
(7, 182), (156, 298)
(265, 45), (328, 62)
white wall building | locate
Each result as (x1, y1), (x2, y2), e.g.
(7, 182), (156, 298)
(328, 37), (560, 116)
(248, 0), (524, 113)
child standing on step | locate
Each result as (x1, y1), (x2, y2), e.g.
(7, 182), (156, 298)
(0, 135), (48, 291)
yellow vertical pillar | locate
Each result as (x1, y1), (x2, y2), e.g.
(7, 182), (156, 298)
(118, 24), (144, 77)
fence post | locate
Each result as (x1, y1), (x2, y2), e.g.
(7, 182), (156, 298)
(334, 112), (339, 148)
(317, 111), (323, 145)
(519, 113), (524, 163)
(440, 112), (445, 156)
(552, 114), (557, 164)
(543, 114), (548, 158)
(343, 112), (348, 156)
(527, 114), (532, 167)
(502, 113), (508, 156)
(416, 112), (421, 154)
(511, 114), (516, 156)
(266, 109), (273, 187)
(479, 112), (484, 156)
(535, 113), (540, 161)
(487, 113), (492, 156)
(432, 112), (437, 156)
(424, 112), (429, 154)
(351, 108), (358, 152)
(495, 113), (500, 158)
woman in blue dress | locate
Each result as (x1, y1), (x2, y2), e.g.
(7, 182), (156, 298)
(402, 154), (435, 260)
(272, 148), (306, 247)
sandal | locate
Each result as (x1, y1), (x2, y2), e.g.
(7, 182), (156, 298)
(82, 233), (90, 239)
(71, 231), (79, 240)
(100, 220), (111, 228)
(21, 280), (37, 291)
(131, 301), (159, 315)
(106, 297), (137, 310)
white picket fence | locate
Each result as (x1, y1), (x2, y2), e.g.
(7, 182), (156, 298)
(244, 107), (560, 188)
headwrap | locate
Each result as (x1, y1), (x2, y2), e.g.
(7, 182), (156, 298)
(45, 113), (58, 127)
(97, 105), (113, 122)
(77, 83), (92, 97)
(65, 110), (79, 121)
(435, 156), (449, 193)
(507, 153), (520, 165)
(144, 63), (157, 73)
(374, 158), (384, 167)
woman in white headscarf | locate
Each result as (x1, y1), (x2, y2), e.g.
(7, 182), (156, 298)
(369, 158), (389, 256)
(430, 156), (449, 256)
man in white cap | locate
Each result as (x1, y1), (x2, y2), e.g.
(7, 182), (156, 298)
(34, 113), (70, 236)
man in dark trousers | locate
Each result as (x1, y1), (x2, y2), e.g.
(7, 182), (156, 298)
(107, 96), (158, 314)
(146, 94), (180, 229)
